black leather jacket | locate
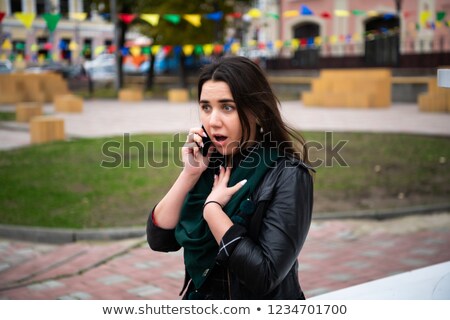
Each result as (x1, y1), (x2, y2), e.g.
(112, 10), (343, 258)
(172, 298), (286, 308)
(147, 156), (313, 299)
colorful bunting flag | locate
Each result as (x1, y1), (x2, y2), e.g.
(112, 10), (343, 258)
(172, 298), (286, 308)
(2, 39), (12, 50)
(164, 14), (181, 24)
(69, 41), (78, 51)
(284, 10), (299, 18)
(194, 44), (203, 55)
(205, 12), (223, 21)
(183, 14), (202, 27)
(266, 13), (279, 20)
(70, 12), (87, 21)
(130, 46), (141, 57)
(231, 42), (240, 54)
(182, 45), (194, 56)
(420, 11), (431, 26)
(300, 5), (313, 16)
(0, 11), (5, 23)
(334, 10), (350, 17)
(14, 12), (36, 29)
(352, 10), (365, 16)
(140, 14), (160, 26)
(203, 44), (214, 56)
(320, 12), (332, 19)
(247, 9), (262, 18)
(151, 45), (161, 55)
(43, 13), (61, 32)
(437, 11), (446, 22)
(118, 13), (137, 24)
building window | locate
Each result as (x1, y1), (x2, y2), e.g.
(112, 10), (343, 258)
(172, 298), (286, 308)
(36, 0), (46, 15)
(59, 0), (70, 18)
(10, 0), (22, 13)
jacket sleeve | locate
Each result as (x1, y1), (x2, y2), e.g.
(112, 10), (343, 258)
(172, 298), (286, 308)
(146, 207), (182, 252)
(227, 165), (313, 295)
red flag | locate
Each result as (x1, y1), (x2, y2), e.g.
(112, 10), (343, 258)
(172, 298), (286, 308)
(118, 13), (137, 24)
(227, 12), (242, 18)
(320, 11), (332, 19)
(0, 12), (5, 23)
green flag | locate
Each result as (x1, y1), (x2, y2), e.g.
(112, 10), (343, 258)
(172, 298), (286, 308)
(43, 13), (61, 32)
(163, 14), (181, 24)
(437, 11), (446, 21)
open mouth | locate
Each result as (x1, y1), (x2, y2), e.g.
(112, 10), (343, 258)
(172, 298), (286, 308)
(213, 134), (228, 144)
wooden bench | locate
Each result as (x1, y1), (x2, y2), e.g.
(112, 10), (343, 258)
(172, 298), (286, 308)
(167, 88), (190, 102)
(15, 102), (43, 122)
(30, 116), (65, 144)
(118, 88), (144, 101)
(302, 69), (391, 108)
(54, 94), (83, 113)
(418, 78), (450, 112)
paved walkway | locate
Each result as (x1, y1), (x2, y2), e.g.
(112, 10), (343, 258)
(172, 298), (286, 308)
(1, 214), (449, 299)
(1, 99), (450, 299)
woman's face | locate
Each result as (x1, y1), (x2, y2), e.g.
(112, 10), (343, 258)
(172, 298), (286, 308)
(199, 80), (255, 156)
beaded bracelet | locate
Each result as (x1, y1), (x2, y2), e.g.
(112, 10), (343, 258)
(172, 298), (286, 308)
(203, 200), (223, 210)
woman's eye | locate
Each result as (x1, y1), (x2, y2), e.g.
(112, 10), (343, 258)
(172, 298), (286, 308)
(201, 105), (211, 112)
(223, 105), (235, 111)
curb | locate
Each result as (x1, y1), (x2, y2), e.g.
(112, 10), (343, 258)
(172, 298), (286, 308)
(1, 203), (449, 244)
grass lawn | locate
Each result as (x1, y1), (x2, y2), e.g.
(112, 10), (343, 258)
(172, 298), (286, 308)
(0, 132), (449, 228)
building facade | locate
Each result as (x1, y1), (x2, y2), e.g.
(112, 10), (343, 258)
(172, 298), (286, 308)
(0, 0), (113, 64)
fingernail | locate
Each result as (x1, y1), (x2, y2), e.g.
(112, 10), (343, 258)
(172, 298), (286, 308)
(240, 179), (247, 186)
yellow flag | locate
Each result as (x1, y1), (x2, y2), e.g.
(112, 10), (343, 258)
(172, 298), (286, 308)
(334, 10), (350, 17)
(203, 44), (214, 56)
(15, 12), (36, 29)
(38, 54), (46, 64)
(330, 35), (338, 44)
(248, 9), (262, 18)
(52, 53), (59, 62)
(283, 10), (299, 18)
(69, 41), (78, 51)
(314, 36), (322, 46)
(247, 39), (257, 47)
(275, 40), (283, 49)
(367, 10), (378, 17)
(141, 14), (160, 27)
(151, 45), (161, 55)
(182, 45), (194, 56)
(352, 33), (361, 42)
(70, 12), (87, 21)
(420, 11), (431, 26)
(94, 45), (105, 56)
(231, 42), (240, 54)
(130, 46), (141, 57)
(183, 14), (201, 27)
(30, 44), (39, 52)
(2, 39), (12, 50)
(16, 54), (24, 62)
(291, 39), (300, 49)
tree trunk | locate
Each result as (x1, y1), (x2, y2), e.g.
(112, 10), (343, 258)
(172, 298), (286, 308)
(179, 52), (187, 88)
(145, 53), (155, 90)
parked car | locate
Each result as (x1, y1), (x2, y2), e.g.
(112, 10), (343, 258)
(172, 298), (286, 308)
(0, 60), (13, 73)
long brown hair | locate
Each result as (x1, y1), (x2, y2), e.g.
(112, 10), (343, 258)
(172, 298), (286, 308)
(198, 56), (309, 163)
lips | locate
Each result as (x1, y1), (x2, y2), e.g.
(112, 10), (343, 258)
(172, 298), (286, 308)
(213, 134), (228, 146)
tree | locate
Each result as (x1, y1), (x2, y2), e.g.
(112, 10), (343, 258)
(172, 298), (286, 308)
(134, 0), (252, 89)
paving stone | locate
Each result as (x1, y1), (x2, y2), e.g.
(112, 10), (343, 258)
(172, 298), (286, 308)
(360, 250), (382, 257)
(0, 262), (11, 272)
(97, 275), (129, 285)
(401, 258), (427, 267)
(372, 240), (397, 248)
(128, 285), (163, 297)
(305, 287), (332, 297)
(58, 291), (92, 300)
(411, 248), (438, 256)
(164, 270), (185, 279)
(327, 273), (355, 282)
(28, 280), (64, 291)
(133, 261), (160, 269)
(344, 261), (371, 270)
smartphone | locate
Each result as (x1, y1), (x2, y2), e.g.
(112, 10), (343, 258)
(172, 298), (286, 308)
(199, 125), (212, 157)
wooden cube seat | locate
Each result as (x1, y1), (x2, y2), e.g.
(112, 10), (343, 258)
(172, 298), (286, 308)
(167, 88), (189, 102)
(54, 94), (83, 113)
(15, 102), (43, 122)
(30, 116), (65, 144)
(118, 89), (144, 101)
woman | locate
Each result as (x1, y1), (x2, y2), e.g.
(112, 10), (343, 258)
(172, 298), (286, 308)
(147, 56), (314, 299)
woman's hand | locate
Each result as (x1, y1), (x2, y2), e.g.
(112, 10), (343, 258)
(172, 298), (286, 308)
(182, 127), (213, 176)
(204, 166), (247, 210)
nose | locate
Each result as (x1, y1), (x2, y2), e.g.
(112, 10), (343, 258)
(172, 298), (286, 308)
(208, 109), (222, 128)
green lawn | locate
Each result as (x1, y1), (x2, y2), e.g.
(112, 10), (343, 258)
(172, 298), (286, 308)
(0, 132), (449, 228)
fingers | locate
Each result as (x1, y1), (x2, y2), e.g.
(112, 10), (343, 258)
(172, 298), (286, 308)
(230, 179), (247, 193)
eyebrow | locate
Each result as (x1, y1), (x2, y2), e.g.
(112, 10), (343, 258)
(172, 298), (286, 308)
(199, 99), (235, 104)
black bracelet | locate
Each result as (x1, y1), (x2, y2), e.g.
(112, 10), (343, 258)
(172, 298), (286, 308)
(203, 200), (223, 210)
